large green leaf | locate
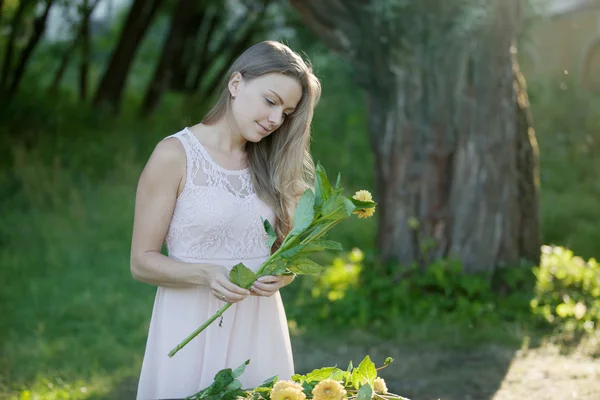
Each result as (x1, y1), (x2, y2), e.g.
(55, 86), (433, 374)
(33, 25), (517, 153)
(314, 162), (332, 211)
(232, 360), (250, 378)
(357, 383), (373, 400)
(356, 355), (377, 386)
(304, 366), (342, 382)
(290, 189), (315, 235)
(279, 243), (308, 259)
(322, 196), (356, 219)
(303, 239), (343, 252)
(261, 259), (288, 276)
(263, 219), (277, 249)
(287, 258), (325, 275)
(229, 263), (256, 288)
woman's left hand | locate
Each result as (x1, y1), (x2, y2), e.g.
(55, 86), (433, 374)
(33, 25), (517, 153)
(250, 275), (292, 297)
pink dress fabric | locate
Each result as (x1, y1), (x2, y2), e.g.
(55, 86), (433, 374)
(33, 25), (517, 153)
(136, 128), (294, 400)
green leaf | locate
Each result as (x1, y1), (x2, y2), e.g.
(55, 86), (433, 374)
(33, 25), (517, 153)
(357, 383), (373, 400)
(304, 366), (341, 382)
(263, 219), (277, 249)
(287, 258), (325, 275)
(335, 172), (342, 191)
(347, 360), (353, 373)
(232, 360), (250, 378)
(279, 243), (308, 259)
(384, 357), (394, 366)
(330, 370), (350, 382)
(356, 356), (377, 386)
(302, 240), (343, 253)
(257, 375), (278, 389)
(290, 189), (315, 235)
(229, 263), (256, 288)
(351, 368), (362, 389)
(314, 163), (333, 211)
(261, 259), (288, 276)
(349, 197), (376, 209)
(291, 373), (305, 383)
(321, 196), (346, 219)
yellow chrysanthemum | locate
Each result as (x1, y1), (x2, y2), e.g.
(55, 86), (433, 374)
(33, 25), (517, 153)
(272, 380), (304, 394)
(271, 387), (306, 400)
(352, 190), (376, 219)
(311, 379), (347, 400)
(353, 190), (373, 202)
(373, 377), (388, 394)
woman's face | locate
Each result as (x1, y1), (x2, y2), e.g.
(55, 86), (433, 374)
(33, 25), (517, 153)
(229, 72), (303, 142)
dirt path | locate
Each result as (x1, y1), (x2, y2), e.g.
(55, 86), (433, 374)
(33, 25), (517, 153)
(291, 332), (600, 400)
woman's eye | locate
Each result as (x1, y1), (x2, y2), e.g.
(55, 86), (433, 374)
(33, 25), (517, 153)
(265, 98), (275, 105)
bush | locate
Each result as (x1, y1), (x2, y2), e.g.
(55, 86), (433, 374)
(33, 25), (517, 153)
(530, 245), (600, 332)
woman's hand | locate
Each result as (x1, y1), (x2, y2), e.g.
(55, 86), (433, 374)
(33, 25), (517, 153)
(207, 265), (251, 303)
(250, 275), (293, 297)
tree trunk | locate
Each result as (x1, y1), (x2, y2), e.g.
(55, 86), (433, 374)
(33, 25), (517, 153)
(79, 0), (91, 100)
(6, 0), (55, 101)
(140, 0), (199, 116)
(92, 0), (164, 112)
(291, 0), (541, 274)
(48, 0), (100, 93)
(0, 0), (30, 92)
(169, 5), (213, 92)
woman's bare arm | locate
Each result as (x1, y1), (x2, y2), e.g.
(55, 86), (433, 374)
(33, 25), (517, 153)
(129, 138), (249, 301)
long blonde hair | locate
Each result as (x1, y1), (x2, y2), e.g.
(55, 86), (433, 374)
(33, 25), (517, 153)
(202, 41), (322, 246)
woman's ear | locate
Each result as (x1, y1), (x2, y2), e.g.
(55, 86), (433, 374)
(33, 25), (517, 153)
(228, 72), (243, 98)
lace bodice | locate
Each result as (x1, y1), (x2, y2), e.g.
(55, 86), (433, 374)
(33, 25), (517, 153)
(164, 128), (275, 263)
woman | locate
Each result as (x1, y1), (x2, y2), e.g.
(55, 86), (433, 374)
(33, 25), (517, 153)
(130, 40), (322, 399)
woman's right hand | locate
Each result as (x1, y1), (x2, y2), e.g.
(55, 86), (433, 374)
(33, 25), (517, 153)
(206, 265), (251, 303)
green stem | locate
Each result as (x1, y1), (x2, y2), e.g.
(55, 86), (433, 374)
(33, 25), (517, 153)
(168, 234), (299, 357)
(168, 302), (232, 357)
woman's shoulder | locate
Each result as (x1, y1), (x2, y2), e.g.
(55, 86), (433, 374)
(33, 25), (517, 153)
(142, 132), (188, 180)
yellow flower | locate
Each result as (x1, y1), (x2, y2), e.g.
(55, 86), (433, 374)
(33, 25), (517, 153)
(272, 380), (304, 394)
(353, 190), (373, 202)
(271, 387), (306, 400)
(311, 379), (347, 400)
(373, 377), (388, 394)
(352, 190), (376, 219)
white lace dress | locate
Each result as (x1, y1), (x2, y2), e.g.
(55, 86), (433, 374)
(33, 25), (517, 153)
(136, 127), (294, 400)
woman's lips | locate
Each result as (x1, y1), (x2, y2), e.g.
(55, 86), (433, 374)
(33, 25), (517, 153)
(256, 122), (269, 134)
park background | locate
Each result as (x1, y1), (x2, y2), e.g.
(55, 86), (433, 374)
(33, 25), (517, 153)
(1, 0), (599, 399)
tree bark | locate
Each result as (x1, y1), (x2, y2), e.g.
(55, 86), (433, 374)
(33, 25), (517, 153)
(48, 0), (100, 93)
(79, 0), (91, 100)
(140, 0), (200, 116)
(6, 0), (55, 101)
(92, 0), (164, 112)
(1, 0), (30, 92)
(291, 0), (541, 274)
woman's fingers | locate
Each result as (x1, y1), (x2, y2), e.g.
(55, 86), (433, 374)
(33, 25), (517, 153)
(216, 276), (251, 296)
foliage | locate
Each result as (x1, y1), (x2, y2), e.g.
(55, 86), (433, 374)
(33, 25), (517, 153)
(284, 241), (600, 338)
(530, 245), (600, 333)
(284, 250), (537, 333)
(185, 356), (408, 400)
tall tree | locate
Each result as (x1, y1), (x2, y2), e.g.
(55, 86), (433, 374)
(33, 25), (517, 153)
(140, 0), (271, 115)
(92, 0), (164, 112)
(290, 0), (541, 274)
(4, 0), (55, 101)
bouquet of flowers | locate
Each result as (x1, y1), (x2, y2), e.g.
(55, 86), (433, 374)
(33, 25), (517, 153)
(184, 356), (410, 400)
(168, 163), (376, 358)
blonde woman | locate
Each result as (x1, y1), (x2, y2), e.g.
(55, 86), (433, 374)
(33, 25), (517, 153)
(130, 41), (322, 399)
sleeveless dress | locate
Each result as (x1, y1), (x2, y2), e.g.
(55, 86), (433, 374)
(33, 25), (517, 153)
(136, 127), (294, 400)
